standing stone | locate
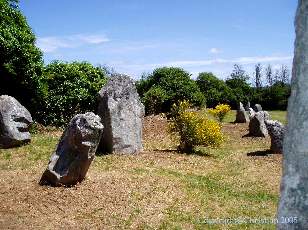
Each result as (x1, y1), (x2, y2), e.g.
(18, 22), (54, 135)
(235, 102), (249, 123)
(253, 104), (263, 112)
(248, 111), (270, 137)
(0, 95), (33, 148)
(245, 101), (251, 111)
(39, 112), (103, 186)
(248, 108), (255, 118)
(265, 120), (285, 154)
(97, 74), (144, 154)
(278, 1), (308, 228)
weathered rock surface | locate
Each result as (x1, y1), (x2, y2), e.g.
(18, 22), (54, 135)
(248, 111), (270, 137)
(97, 74), (144, 154)
(248, 108), (255, 118)
(245, 101), (251, 111)
(278, 1), (308, 228)
(40, 112), (103, 186)
(253, 104), (263, 112)
(235, 102), (249, 123)
(0, 95), (33, 148)
(265, 120), (285, 154)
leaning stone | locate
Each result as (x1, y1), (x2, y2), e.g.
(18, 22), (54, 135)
(278, 1), (308, 228)
(265, 120), (285, 154)
(248, 111), (270, 137)
(253, 104), (263, 112)
(97, 74), (144, 154)
(235, 102), (249, 123)
(39, 112), (103, 186)
(245, 101), (251, 111)
(0, 95), (33, 148)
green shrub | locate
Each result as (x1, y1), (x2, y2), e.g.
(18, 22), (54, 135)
(253, 82), (291, 110)
(137, 67), (205, 114)
(225, 65), (253, 108)
(196, 72), (235, 108)
(38, 61), (107, 126)
(169, 100), (223, 153)
(0, 0), (44, 114)
(142, 86), (168, 115)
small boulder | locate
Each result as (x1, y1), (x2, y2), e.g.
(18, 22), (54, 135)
(40, 112), (103, 186)
(249, 111), (270, 137)
(253, 104), (263, 112)
(97, 74), (144, 154)
(265, 120), (285, 154)
(235, 102), (249, 123)
(0, 95), (33, 148)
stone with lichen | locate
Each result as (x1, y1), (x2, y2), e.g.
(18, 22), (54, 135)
(0, 95), (33, 148)
(39, 112), (103, 186)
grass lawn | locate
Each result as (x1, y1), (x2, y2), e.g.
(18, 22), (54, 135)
(223, 110), (287, 124)
(0, 111), (286, 229)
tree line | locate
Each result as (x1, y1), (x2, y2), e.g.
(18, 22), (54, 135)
(137, 64), (291, 115)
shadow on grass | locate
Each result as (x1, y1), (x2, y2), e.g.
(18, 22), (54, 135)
(242, 133), (268, 138)
(153, 149), (178, 153)
(247, 149), (273, 156)
(153, 149), (213, 157)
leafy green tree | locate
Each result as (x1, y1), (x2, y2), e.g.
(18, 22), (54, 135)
(142, 86), (168, 115)
(254, 63), (262, 88)
(40, 61), (107, 126)
(226, 64), (252, 107)
(137, 67), (205, 114)
(229, 64), (249, 82)
(196, 72), (235, 107)
(256, 81), (291, 110)
(265, 64), (273, 86)
(278, 65), (290, 84)
(0, 0), (44, 113)
(136, 72), (155, 99)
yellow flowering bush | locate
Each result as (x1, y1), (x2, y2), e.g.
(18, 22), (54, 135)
(169, 100), (223, 153)
(208, 104), (231, 122)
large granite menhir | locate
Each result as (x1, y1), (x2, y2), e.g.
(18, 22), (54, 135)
(278, 1), (308, 228)
(97, 74), (144, 154)
(0, 95), (33, 148)
(253, 103), (263, 112)
(265, 120), (285, 154)
(235, 102), (249, 123)
(40, 112), (103, 186)
(248, 111), (270, 137)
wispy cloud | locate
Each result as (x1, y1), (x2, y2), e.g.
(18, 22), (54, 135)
(110, 55), (293, 78)
(209, 48), (222, 54)
(37, 34), (110, 53)
(111, 55), (293, 71)
(164, 55), (293, 67)
(107, 43), (160, 54)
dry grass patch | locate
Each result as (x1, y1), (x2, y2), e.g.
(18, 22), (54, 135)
(0, 112), (285, 229)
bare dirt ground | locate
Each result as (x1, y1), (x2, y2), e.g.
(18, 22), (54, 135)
(0, 115), (282, 229)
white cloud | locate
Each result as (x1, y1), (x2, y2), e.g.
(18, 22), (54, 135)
(107, 43), (160, 54)
(37, 34), (110, 53)
(76, 34), (110, 44)
(110, 55), (293, 71)
(109, 55), (293, 79)
(209, 48), (222, 54)
(163, 55), (293, 67)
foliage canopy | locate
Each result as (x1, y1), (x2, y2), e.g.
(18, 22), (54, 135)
(0, 0), (44, 113)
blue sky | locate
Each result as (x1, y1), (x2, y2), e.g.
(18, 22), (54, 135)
(20, 0), (297, 79)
